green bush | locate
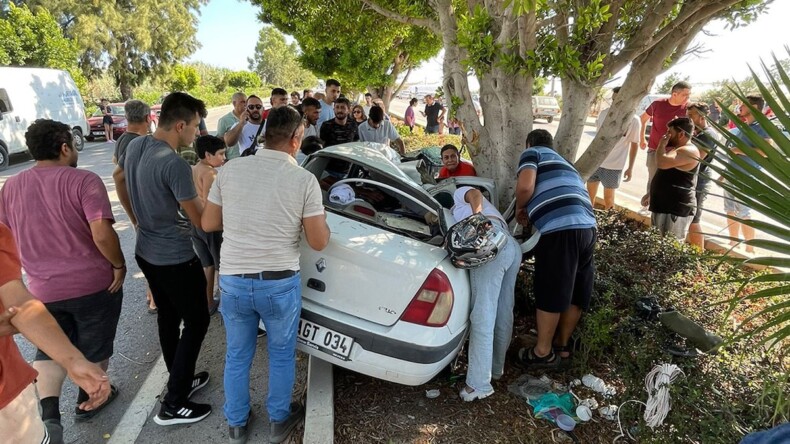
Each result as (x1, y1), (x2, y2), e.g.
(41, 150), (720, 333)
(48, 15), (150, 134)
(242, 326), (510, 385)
(528, 210), (788, 441)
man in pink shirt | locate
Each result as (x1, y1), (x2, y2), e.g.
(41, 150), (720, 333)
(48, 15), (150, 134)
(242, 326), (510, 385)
(639, 81), (691, 207)
(0, 119), (125, 441)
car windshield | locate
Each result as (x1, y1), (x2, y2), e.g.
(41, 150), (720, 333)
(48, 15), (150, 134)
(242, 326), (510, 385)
(92, 106), (125, 116)
(537, 97), (557, 106)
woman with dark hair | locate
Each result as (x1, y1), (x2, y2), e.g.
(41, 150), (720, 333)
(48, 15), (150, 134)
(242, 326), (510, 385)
(351, 105), (367, 124)
(405, 98), (418, 133)
(100, 98), (115, 143)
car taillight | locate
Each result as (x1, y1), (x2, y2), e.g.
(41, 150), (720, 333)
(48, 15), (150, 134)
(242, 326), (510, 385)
(401, 269), (454, 327)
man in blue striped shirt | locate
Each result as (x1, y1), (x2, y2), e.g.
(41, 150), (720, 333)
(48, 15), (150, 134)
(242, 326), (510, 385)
(515, 129), (597, 368)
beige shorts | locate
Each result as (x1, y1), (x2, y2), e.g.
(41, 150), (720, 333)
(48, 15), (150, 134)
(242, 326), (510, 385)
(0, 383), (47, 444)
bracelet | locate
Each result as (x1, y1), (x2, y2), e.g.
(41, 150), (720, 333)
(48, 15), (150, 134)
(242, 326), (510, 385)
(112, 263), (126, 270)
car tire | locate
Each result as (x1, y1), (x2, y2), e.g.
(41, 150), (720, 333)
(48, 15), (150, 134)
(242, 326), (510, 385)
(72, 128), (85, 152)
(0, 143), (9, 172)
(547, 117), (554, 123)
(149, 120), (157, 134)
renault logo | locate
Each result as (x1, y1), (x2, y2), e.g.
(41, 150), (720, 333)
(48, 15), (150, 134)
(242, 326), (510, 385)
(316, 258), (327, 273)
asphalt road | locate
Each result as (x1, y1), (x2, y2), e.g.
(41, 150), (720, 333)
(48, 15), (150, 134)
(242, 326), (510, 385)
(0, 102), (771, 443)
(3, 104), (285, 444)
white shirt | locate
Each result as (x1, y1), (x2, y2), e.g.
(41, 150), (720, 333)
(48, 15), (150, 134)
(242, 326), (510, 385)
(358, 120), (400, 145)
(230, 121), (264, 152)
(451, 186), (506, 225)
(303, 124), (318, 140)
(595, 108), (641, 170)
(208, 149), (324, 273)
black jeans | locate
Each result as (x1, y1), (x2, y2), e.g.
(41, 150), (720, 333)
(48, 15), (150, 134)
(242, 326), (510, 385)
(136, 255), (209, 405)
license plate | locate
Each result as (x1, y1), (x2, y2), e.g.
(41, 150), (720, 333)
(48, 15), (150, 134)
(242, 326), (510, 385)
(94, 131), (105, 135)
(297, 318), (354, 361)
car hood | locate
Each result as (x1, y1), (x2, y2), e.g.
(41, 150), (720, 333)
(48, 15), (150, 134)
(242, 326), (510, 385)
(299, 212), (449, 327)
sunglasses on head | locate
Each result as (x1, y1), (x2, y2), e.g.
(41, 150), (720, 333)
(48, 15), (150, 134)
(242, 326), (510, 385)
(247, 105), (263, 110)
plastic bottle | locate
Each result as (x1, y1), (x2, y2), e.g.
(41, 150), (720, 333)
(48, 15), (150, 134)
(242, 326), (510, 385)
(582, 374), (616, 396)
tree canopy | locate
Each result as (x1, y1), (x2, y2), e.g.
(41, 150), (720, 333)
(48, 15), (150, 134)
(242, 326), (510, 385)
(25, 0), (203, 100)
(0, 3), (86, 91)
(250, 0), (442, 107)
(168, 64), (201, 92)
(247, 26), (318, 92)
(354, 0), (770, 203)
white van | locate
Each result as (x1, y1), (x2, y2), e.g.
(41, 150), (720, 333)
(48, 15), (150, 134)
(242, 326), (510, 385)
(532, 96), (561, 123)
(0, 67), (89, 170)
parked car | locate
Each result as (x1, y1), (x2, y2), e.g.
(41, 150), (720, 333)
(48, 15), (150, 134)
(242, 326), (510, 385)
(296, 143), (530, 385)
(532, 96), (560, 123)
(85, 102), (158, 142)
(0, 67), (89, 170)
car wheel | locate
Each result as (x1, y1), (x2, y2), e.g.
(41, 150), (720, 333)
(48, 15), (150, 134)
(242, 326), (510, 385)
(0, 143), (9, 172)
(149, 120), (157, 134)
(547, 117), (554, 123)
(72, 128), (85, 152)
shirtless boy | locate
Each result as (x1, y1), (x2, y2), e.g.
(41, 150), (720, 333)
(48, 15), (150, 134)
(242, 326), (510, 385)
(191, 135), (226, 313)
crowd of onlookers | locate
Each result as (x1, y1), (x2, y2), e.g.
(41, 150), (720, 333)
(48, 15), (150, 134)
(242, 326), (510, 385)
(0, 78), (778, 444)
(587, 81), (775, 252)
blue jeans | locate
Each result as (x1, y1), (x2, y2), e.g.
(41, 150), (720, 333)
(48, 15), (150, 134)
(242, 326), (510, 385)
(219, 273), (301, 426)
(466, 231), (521, 393)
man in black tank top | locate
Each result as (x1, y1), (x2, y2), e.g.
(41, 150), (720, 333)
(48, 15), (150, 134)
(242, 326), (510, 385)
(648, 117), (701, 239)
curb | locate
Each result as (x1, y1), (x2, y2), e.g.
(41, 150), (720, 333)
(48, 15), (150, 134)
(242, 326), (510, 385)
(303, 356), (334, 444)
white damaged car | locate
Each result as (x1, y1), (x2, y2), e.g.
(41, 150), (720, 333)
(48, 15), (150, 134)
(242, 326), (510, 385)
(296, 143), (532, 385)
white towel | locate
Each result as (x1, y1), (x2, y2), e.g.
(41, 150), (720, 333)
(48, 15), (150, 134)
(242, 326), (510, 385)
(329, 184), (355, 205)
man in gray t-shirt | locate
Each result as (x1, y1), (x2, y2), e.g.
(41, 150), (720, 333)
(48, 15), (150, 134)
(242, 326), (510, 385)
(119, 135), (197, 264)
(113, 92), (213, 426)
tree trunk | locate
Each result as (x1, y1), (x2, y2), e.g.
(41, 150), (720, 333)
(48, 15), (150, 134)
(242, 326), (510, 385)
(553, 79), (598, 163)
(119, 81), (133, 101)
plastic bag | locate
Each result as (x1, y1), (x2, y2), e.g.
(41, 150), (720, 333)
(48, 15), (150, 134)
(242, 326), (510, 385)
(529, 392), (575, 422)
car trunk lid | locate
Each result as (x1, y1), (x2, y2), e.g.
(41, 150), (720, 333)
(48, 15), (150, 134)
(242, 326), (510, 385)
(299, 212), (449, 327)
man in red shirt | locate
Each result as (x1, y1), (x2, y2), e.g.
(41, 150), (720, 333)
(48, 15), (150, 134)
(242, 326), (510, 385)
(0, 223), (111, 443)
(438, 144), (477, 178)
(639, 81), (691, 207)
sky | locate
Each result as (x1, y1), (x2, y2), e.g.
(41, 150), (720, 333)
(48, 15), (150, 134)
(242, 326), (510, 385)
(189, 1), (790, 93)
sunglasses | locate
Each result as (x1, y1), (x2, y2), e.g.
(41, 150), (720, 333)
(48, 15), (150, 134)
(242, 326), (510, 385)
(247, 105), (263, 110)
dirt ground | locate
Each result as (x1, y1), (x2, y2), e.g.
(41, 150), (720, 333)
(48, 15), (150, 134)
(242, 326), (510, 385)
(333, 328), (628, 444)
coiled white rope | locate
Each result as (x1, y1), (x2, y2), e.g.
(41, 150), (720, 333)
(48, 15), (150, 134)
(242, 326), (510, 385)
(613, 363), (685, 442)
(643, 363), (685, 428)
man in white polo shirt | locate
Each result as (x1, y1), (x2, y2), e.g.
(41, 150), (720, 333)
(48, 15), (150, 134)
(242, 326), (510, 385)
(358, 106), (405, 156)
(201, 106), (330, 444)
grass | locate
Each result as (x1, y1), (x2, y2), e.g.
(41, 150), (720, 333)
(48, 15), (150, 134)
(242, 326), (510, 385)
(333, 210), (788, 443)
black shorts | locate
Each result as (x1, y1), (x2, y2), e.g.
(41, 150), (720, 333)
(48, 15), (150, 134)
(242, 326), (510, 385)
(102, 115), (113, 125)
(691, 177), (710, 224)
(36, 289), (123, 362)
(191, 225), (222, 268)
(533, 228), (596, 313)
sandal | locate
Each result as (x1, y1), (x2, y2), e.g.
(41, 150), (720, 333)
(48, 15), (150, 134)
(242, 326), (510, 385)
(553, 345), (572, 368)
(74, 385), (119, 421)
(516, 346), (559, 369)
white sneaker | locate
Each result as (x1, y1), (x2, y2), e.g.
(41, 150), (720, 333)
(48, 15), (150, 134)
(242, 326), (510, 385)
(459, 386), (494, 402)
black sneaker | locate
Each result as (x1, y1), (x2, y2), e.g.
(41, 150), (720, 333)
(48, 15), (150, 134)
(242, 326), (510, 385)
(154, 400), (211, 426)
(188, 371), (210, 399)
(257, 327), (267, 338)
(269, 402), (304, 443)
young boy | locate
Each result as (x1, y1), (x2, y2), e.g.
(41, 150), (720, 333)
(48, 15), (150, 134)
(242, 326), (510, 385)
(191, 135), (226, 314)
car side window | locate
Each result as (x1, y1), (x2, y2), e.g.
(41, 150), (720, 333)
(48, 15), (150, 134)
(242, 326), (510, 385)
(0, 89), (12, 113)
